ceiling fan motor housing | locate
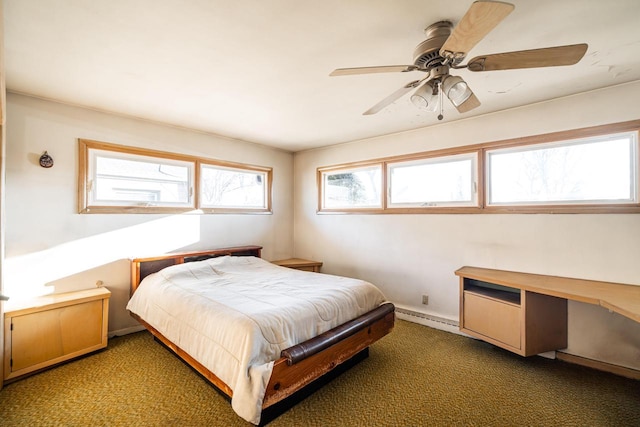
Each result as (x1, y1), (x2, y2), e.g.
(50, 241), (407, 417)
(412, 21), (452, 69)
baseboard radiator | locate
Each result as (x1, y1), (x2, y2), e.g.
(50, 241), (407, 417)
(394, 306), (460, 333)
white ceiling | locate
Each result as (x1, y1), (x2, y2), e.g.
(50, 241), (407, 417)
(5, 0), (640, 152)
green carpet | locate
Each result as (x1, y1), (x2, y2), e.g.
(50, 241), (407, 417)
(1, 320), (638, 426)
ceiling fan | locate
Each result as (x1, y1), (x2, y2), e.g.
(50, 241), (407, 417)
(330, 1), (588, 119)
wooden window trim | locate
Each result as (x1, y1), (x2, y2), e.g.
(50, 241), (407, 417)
(198, 160), (273, 214)
(78, 139), (273, 214)
(318, 163), (384, 211)
(386, 151), (479, 209)
(317, 119), (640, 214)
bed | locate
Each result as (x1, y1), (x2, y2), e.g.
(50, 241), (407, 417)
(127, 245), (395, 424)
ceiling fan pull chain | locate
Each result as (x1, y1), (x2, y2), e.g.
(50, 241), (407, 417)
(437, 80), (444, 120)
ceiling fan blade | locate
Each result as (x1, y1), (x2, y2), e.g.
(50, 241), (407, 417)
(330, 65), (419, 76)
(466, 43), (588, 71)
(363, 80), (422, 115)
(455, 92), (481, 113)
(440, 1), (514, 60)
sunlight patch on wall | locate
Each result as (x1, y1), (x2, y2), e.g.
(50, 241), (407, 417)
(4, 215), (200, 302)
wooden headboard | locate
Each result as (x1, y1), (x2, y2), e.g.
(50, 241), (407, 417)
(130, 245), (262, 295)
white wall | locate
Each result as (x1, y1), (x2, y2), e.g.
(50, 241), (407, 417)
(293, 81), (640, 370)
(4, 93), (294, 334)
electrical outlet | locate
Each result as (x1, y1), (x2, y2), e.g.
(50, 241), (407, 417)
(422, 294), (429, 305)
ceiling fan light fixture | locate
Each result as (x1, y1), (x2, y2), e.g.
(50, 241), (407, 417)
(442, 75), (472, 107)
(410, 81), (438, 112)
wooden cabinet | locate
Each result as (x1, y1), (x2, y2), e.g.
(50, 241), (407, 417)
(272, 258), (323, 272)
(3, 287), (110, 382)
(457, 273), (567, 357)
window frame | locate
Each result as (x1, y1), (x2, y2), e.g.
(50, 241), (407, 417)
(485, 132), (638, 208)
(78, 139), (273, 214)
(387, 151), (479, 209)
(87, 146), (195, 209)
(317, 119), (640, 214)
(198, 160), (272, 214)
(318, 163), (385, 212)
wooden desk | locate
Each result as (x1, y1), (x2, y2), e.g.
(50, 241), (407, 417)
(456, 267), (640, 322)
(272, 258), (323, 272)
(455, 267), (640, 357)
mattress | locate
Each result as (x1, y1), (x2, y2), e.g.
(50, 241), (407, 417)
(126, 255), (387, 424)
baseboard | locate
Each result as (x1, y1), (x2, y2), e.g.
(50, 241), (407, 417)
(108, 324), (146, 338)
(557, 351), (640, 380)
(394, 305), (463, 335)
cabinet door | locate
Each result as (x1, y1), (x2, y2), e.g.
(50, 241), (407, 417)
(463, 292), (521, 349)
(10, 300), (103, 372)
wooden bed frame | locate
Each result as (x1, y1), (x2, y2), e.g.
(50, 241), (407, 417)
(129, 245), (395, 413)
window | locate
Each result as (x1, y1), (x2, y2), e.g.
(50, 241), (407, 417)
(200, 163), (271, 212)
(320, 165), (382, 209)
(78, 139), (272, 214)
(88, 148), (194, 208)
(388, 153), (478, 208)
(487, 132), (638, 206)
(317, 120), (640, 214)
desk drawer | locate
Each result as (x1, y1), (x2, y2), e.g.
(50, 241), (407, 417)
(463, 291), (521, 349)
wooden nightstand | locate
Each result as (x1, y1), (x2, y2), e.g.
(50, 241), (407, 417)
(272, 258), (323, 273)
(3, 287), (110, 383)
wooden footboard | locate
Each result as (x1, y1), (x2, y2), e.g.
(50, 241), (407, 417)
(263, 302), (395, 408)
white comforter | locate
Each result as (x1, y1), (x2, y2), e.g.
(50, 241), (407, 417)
(126, 256), (387, 424)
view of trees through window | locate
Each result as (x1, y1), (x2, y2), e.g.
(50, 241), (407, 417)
(200, 165), (267, 208)
(322, 166), (381, 208)
(488, 134), (635, 204)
